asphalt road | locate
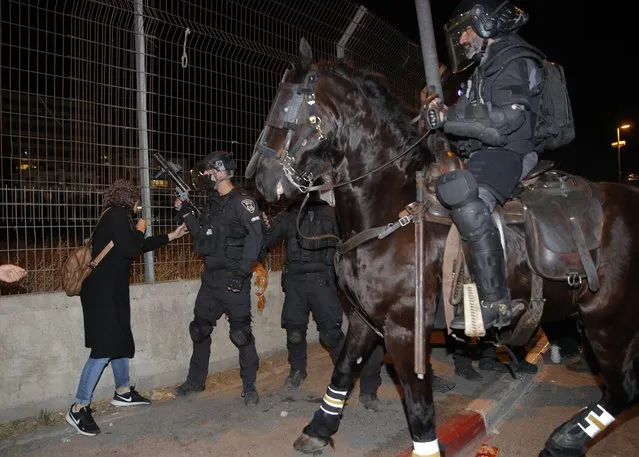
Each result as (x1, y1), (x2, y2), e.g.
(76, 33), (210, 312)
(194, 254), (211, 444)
(0, 344), (472, 457)
(458, 352), (639, 457)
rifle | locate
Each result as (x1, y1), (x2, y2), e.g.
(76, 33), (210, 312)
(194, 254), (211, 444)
(153, 153), (201, 218)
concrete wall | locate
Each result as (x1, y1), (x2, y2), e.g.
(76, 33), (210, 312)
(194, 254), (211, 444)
(0, 272), (316, 423)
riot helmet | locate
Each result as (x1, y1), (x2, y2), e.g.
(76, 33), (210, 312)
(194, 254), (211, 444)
(195, 150), (236, 190)
(444, 0), (529, 73)
(196, 150), (236, 174)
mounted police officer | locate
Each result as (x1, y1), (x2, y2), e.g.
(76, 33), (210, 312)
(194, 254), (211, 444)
(174, 150), (263, 406)
(262, 193), (387, 411)
(426, 0), (542, 332)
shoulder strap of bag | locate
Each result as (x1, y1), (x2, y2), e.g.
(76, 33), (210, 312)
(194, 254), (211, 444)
(88, 207), (115, 267)
(90, 240), (115, 268)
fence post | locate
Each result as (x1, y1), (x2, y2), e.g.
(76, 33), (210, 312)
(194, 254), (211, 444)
(134, 0), (154, 281)
(336, 5), (367, 59)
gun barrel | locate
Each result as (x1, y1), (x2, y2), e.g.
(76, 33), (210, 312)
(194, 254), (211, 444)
(153, 152), (201, 218)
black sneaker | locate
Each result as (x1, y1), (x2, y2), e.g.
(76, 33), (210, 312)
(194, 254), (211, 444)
(175, 381), (205, 397)
(110, 386), (151, 406)
(66, 404), (100, 436)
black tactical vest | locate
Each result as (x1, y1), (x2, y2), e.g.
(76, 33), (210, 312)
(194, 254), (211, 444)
(195, 189), (248, 269)
(285, 204), (338, 271)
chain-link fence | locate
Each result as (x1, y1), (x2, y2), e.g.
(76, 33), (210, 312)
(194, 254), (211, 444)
(0, 0), (427, 295)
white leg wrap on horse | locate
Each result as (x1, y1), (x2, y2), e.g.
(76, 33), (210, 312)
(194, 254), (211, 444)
(319, 384), (347, 416)
(578, 404), (615, 438)
(412, 439), (440, 457)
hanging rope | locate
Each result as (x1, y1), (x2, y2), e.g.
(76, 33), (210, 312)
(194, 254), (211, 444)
(181, 27), (191, 68)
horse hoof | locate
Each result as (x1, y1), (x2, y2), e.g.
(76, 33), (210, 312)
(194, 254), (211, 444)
(293, 433), (329, 453)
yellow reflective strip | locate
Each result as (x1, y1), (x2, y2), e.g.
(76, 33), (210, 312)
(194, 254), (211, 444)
(323, 395), (345, 407)
(587, 414), (606, 431)
(411, 452), (440, 457)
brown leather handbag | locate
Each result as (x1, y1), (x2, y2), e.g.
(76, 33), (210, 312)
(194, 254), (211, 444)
(60, 209), (114, 297)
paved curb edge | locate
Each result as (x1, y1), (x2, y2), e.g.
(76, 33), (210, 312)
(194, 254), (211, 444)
(394, 336), (549, 457)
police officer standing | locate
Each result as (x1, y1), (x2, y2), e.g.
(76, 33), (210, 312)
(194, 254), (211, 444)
(174, 150), (263, 406)
(263, 193), (386, 411)
(426, 0), (543, 333)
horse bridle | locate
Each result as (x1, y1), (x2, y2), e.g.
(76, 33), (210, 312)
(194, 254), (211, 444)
(253, 67), (432, 195)
(253, 68), (329, 193)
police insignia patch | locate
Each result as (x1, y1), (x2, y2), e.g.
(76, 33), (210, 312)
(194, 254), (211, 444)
(242, 199), (256, 213)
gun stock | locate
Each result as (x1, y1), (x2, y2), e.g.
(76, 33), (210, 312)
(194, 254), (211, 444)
(153, 153), (201, 218)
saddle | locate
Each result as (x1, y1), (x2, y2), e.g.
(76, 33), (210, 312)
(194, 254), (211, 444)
(427, 152), (604, 344)
(428, 160), (603, 289)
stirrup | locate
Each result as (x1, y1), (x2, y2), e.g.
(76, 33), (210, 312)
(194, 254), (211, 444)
(450, 306), (499, 330)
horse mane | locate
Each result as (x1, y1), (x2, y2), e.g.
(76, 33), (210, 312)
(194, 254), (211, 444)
(316, 60), (434, 167)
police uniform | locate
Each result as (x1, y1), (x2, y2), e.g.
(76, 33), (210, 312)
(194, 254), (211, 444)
(430, 0), (541, 331)
(264, 200), (384, 399)
(178, 158), (263, 398)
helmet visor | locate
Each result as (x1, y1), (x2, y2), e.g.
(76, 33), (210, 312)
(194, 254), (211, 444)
(444, 11), (477, 74)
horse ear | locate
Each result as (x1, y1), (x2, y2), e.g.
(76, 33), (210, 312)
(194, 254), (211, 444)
(296, 37), (313, 74)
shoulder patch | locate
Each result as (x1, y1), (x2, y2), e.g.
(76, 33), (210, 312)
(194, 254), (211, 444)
(241, 199), (256, 213)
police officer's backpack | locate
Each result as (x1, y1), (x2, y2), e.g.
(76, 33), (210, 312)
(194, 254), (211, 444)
(490, 44), (575, 152)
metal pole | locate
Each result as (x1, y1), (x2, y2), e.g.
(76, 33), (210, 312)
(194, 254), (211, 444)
(414, 0), (443, 99)
(617, 127), (622, 182)
(414, 0), (441, 378)
(134, 0), (154, 281)
(414, 171), (426, 377)
(336, 5), (367, 59)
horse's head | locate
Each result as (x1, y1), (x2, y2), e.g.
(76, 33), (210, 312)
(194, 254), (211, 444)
(247, 38), (336, 202)
(248, 37), (435, 211)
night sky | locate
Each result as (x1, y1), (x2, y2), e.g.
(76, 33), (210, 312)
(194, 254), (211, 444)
(359, 1), (637, 183)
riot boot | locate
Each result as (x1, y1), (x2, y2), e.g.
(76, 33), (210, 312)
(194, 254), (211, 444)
(448, 198), (511, 330)
(242, 384), (260, 406)
(284, 369), (308, 389)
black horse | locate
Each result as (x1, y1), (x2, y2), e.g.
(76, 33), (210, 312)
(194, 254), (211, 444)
(247, 38), (639, 457)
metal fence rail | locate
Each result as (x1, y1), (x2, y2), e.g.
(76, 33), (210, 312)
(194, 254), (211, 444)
(0, 0), (426, 295)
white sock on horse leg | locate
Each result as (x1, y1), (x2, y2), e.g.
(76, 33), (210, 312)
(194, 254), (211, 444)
(412, 439), (440, 457)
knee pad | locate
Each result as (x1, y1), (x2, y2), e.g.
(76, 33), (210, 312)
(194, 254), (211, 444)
(435, 169), (478, 209)
(319, 327), (344, 349)
(286, 328), (307, 345)
(229, 326), (254, 347)
(189, 320), (213, 343)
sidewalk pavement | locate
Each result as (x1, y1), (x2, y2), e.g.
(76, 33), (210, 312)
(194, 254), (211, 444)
(0, 332), (547, 457)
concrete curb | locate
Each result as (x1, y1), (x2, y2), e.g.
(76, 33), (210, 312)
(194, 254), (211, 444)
(394, 335), (549, 457)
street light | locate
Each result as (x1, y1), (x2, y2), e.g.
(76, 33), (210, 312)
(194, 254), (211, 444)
(615, 124), (631, 181)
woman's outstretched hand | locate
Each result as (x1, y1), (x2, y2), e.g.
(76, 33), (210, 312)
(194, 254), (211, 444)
(168, 223), (189, 241)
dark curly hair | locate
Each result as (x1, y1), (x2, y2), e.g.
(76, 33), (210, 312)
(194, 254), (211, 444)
(103, 179), (139, 210)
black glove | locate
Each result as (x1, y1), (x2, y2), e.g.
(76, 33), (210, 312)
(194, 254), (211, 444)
(175, 200), (193, 220)
(227, 272), (247, 293)
(425, 106), (446, 130)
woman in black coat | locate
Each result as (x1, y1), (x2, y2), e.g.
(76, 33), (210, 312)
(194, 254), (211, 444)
(66, 179), (188, 436)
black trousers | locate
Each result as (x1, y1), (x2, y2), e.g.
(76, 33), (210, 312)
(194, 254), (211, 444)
(283, 271), (384, 395)
(467, 148), (523, 204)
(283, 271), (343, 372)
(186, 271), (259, 389)
(358, 343), (385, 396)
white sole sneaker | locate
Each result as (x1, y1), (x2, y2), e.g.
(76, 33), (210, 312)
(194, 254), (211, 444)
(110, 398), (151, 406)
(65, 411), (100, 436)
(110, 393), (151, 407)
